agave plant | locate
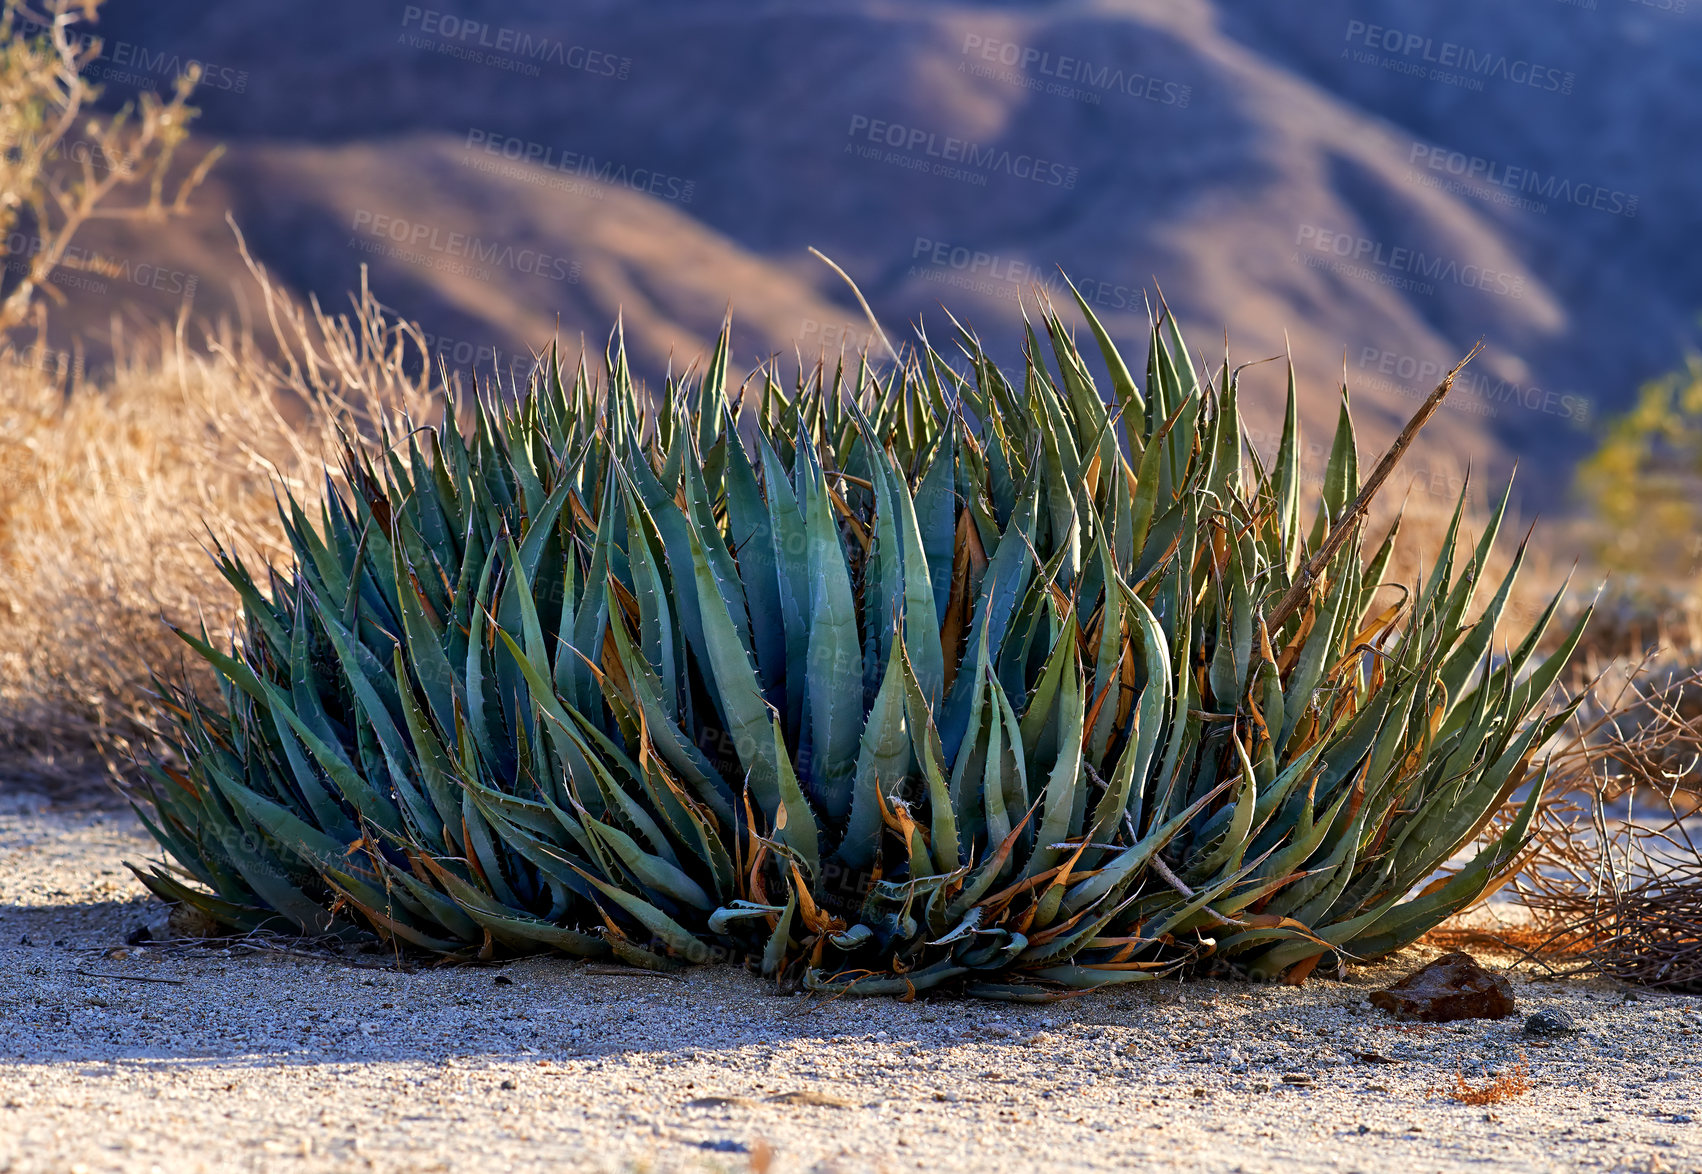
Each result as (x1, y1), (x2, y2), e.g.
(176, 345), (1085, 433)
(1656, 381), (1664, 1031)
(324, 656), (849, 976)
(133, 288), (1587, 998)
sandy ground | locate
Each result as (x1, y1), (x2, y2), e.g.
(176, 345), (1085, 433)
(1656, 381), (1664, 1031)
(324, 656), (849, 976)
(2, 797), (1699, 1174)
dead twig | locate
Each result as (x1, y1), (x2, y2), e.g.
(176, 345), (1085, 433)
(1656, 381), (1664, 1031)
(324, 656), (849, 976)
(582, 964), (685, 982)
(1265, 341), (1483, 633)
(226, 941), (419, 972)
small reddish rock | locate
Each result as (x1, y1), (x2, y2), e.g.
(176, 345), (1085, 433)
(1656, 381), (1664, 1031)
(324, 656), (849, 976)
(1369, 951), (1515, 1023)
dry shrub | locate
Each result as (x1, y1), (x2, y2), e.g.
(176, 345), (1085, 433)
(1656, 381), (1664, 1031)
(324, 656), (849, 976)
(1429, 1055), (1533, 1105)
(0, 342), (278, 784)
(1516, 789), (1702, 991)
(1510, 661), (1702, 991)
(0, 245), (439, 790)
(1, 0), (220, 336)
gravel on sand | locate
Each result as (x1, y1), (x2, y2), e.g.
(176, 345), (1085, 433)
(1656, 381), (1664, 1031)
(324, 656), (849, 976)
(2, 800), (1699, 1174)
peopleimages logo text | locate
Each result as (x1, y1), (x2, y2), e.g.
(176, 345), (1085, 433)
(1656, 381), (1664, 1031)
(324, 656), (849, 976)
(463, 130), (694, 202)
(3, 233), (199, 295)
(400, 6), (631, 79)
(18, 25), (250, 93)
(1343, 21), (1574, 94)
(1295, 225), (1525, 299)
(94, 40), (248, 92)
(349, 210), (578, 282)
(1408, 144), (1637, 218)
(417, 329), (535, 378)
(958, 34), (1191, 107)
(909, 237), (1143, 311)
(1357, 347), (1590, 425)
(846, 116), (1077, 189)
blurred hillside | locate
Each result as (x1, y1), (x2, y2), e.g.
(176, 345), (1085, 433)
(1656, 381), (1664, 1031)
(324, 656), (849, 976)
(12, 0), (1700, 519)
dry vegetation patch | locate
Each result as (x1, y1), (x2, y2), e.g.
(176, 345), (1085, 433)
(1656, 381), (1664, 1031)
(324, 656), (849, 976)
(0, 259), (437, 788)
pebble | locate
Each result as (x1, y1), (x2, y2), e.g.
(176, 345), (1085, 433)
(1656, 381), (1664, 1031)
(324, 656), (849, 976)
(1524, 1009), (1581, 1037)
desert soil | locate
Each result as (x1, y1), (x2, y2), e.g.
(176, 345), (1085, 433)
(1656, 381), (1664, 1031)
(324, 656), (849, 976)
(1, 797), (1698, 1174)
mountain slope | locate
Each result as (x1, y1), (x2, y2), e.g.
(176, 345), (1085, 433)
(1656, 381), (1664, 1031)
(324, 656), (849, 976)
(19, 0), (1695, 512)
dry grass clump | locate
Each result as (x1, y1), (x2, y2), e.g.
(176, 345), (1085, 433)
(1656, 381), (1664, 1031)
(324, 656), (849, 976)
(0, 255), (438, 789)
(0, 343), (278, 783)
(0, 0), (241, 787)
(1509, 662), (1702, 991)
(1429, 1055), (1533, 1105)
